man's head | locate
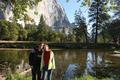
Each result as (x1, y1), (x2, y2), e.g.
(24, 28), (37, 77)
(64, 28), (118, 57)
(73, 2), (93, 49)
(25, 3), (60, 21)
(34, 45), (39, 51)
(39, 43), (44, 49)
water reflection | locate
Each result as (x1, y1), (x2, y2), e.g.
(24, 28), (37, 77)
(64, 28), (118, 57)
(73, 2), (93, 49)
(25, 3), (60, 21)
(0, 49), (120, 80)
(64, 64), (78, 80)
(0, 50), (30, 76)
(85, 51), (95, 75)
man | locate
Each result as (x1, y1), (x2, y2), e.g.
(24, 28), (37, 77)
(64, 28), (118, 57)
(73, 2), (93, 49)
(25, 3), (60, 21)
(41, 44), (55, 80)
(29, 44), (44, 80)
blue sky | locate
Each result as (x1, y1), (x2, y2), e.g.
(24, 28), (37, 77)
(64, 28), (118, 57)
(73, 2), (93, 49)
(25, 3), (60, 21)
(58, 0), (80, 23)
(58, 0), (114, 33)
(58, 0), (91, 33)
(58, 0), (89, 24)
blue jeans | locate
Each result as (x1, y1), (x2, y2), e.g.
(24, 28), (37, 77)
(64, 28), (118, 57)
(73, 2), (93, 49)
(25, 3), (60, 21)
(42, 65), (52, 80)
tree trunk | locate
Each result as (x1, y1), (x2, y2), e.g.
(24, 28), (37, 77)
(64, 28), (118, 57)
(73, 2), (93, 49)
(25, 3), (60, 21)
(102, 33), (106, 43)
(95, 0), (99, 44)
(84, 30), (88, 44)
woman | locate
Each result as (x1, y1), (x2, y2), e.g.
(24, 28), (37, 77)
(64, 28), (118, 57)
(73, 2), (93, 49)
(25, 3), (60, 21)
(41, 44), (55, 80)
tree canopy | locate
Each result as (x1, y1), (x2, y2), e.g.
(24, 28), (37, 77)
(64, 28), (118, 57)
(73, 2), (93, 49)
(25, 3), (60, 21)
(0, 0), (42, 21)
(0, 20), (19, 40)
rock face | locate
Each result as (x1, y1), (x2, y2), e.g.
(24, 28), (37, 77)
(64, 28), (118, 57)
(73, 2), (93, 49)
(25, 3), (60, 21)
(0, 0), (5, 19)
(0, 0), (71, 28)
(0, 0), (13, 21)
(27, 0), (71, 28)
(0, 11), (5, 19)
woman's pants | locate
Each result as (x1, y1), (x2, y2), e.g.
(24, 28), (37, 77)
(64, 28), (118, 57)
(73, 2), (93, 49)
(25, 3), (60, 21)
(42, 65), (52, 80)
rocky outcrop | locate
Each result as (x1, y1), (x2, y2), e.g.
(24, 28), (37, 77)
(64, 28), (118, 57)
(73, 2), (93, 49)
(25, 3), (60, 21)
(0, 1), (5, 19)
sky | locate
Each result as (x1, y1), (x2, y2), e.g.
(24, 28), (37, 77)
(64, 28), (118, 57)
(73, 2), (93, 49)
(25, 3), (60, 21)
(58, 0), (89, 24)
(58, 0), (80, 23)
(58, 0), (90, 32)
(58, 0), (115, 34)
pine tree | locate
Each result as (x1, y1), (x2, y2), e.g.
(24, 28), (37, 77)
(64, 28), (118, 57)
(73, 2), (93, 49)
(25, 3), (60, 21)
(35, 15), (49, 41)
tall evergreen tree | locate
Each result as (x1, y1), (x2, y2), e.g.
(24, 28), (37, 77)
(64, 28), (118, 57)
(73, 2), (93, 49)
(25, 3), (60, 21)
(67, 0), (110, 43)
(35, 15), (49, 41)
(25, 24), (37, 40)
(107, 19), (120, 44)
(74, 9), (88, 43)
(88, 0), (110, 43)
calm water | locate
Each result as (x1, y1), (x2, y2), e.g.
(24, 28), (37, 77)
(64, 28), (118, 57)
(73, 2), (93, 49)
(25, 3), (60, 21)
(0, 49), (120, 80)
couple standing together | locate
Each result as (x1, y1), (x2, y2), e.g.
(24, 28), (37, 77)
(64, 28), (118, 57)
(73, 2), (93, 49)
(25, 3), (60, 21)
(29, 43), (55, 80)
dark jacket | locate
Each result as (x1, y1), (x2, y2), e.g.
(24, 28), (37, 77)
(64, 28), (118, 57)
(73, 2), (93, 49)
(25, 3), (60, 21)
(29, 49), (42, 66)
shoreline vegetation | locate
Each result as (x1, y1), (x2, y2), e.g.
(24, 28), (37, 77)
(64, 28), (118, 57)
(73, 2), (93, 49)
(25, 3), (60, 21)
(0, 48), (63, 51)
(5, 73), (112, 80)
(0, 41), (119, 49)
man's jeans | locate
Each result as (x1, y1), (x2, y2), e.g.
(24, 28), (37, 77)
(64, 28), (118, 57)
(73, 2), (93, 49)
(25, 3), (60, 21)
(42, 65), (52, 80)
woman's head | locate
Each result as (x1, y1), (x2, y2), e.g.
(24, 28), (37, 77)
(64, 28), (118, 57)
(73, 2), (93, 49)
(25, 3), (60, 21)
(44, 44), (50, 51)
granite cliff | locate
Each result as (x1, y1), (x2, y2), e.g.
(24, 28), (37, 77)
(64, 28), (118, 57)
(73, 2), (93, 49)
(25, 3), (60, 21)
(0, 0), (71, 29)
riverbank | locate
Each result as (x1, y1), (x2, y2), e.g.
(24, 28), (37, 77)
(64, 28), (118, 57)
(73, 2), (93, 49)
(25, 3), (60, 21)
(0, 48), (63, 51)
(0, 41), (119, 49)
(5, 74), (112, 80)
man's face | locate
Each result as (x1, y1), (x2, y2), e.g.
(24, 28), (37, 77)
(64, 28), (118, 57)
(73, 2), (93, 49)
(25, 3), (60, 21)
(40, 43), (44, 49)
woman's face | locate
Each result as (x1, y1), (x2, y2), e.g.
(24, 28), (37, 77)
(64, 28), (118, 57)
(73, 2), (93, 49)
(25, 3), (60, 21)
(44, 45), (49, 51)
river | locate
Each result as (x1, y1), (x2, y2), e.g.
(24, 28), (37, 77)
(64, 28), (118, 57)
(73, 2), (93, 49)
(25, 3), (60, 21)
(0, 49), (120, 80)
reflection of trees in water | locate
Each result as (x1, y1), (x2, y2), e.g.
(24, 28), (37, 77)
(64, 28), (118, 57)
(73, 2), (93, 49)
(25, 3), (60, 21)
(84, 50), (120, 79)
(106, 53), (120, 67)
(0, 50), (29, 75)
(85, 51), (105, 76)
(52, 50), (87, 80)
(93, 66), (120, 79)
(53, 50), (68, 80)
(64, 51), (120, 80)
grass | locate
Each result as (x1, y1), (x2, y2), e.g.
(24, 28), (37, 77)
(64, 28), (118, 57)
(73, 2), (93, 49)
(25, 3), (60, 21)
(5, 74), (31, 80)
(72, 75), (112, 80)
(5, 74), (112, 80)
